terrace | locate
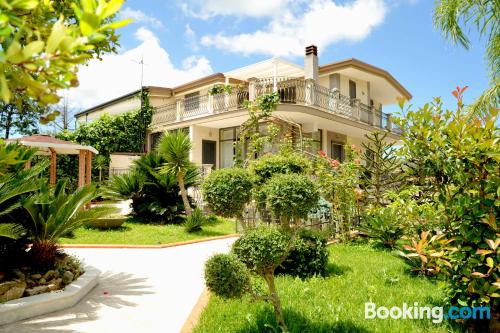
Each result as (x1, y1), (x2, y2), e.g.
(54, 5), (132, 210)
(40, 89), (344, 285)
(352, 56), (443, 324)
(152, 77), (402, 135)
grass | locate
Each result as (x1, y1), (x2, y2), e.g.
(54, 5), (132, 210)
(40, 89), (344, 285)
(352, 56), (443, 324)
(60, 217), (236, 245)
(194, 243), (466, 333)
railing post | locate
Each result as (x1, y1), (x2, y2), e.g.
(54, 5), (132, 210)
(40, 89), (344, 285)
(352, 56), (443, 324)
(352, 99), (361, 121)
(208, 94), (214, 114)
(176, 99), (182, 121)
(248, 78), (256, 101)
(371, 106), (378, 127)
(305, 78), (315, 106)
(386, 113), (393, 131)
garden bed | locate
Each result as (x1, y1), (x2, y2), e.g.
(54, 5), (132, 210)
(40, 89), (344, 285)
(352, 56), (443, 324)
(61, 218), (236, 245)
(194, 244), (464, 333)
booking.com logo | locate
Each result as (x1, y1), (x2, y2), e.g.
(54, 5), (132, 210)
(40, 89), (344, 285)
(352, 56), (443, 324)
(365, 302), (490, 323)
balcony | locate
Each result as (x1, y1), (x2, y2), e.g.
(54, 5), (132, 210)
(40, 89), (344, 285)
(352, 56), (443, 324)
(152, 77), (402, 135)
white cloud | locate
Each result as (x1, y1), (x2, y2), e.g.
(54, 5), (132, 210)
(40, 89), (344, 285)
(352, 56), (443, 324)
(180, 0), (290, 19)
(119, 7), (164, 29)
(200, 0), (387, 57)
(68, 27), (213, 110)
(184, 24), (199, 51)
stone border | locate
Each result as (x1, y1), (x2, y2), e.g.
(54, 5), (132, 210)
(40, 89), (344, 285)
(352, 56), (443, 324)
(180, 287), (211, 333)
(61, 233), (240, 249)
(0, 266), (99, 326)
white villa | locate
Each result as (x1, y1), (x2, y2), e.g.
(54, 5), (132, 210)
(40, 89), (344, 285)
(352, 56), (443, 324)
(75, 45), (411, 173)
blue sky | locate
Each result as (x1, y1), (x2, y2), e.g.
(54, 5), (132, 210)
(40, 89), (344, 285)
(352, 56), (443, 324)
(69, 0), (490, 114)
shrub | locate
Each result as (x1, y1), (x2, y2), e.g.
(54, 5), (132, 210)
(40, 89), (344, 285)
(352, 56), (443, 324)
(184, 208), (206, 232)
(398, 231), (453, 276)
(103, 152), (198, 223)
(262, 174), (319, 227)
(249, 152), (311, 186)
(359, 212), (404, 249)
(233, 226), (290, 275)
(397, 90), (499, 330)
(201, 168), (253, 218)
(277, 229), (329, 278)
(204, 253), (251, 299)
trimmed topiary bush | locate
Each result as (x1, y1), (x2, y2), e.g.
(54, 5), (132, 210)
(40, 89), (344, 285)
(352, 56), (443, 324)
(277, 229), (329, 278)
(262, 174), (320, 226)
(201, 168), (253, 218)
(249, 152), (311, 186)
(204, 253), (251, 299)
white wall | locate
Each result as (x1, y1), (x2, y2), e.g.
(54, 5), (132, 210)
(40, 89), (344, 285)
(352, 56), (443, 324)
(190, 125), (219, 168)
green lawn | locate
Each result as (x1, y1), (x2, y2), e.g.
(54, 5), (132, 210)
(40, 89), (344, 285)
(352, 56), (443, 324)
(194, 244), (466, 333)
(60, 218), (236, 245)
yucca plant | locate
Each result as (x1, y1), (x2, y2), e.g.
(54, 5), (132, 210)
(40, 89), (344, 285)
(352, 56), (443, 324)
(158, 130), (197, 216)
(20, 180), (115, 269)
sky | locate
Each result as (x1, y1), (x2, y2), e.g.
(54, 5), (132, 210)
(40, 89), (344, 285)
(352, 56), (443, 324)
(67, 0), (491, 116)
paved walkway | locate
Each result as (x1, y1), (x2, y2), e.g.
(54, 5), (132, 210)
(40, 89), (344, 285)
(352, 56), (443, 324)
(0, 237), (236, 333)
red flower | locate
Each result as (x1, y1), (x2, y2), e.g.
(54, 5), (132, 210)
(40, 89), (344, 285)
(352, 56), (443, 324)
(354, 158), (361, 165)
(330, 159), (340, 169)
(318, 150), (327, 157)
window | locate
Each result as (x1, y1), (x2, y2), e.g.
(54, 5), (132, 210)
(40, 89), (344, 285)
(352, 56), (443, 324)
(304, 130), (322, 153)
(184, 92), (200, 112)
(150, 132), (163, 150)
(219, 127), (239, 168)
(331, 142), (344, 162)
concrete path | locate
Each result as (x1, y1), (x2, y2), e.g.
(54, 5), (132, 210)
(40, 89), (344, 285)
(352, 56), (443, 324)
(0, 237), (236, 333)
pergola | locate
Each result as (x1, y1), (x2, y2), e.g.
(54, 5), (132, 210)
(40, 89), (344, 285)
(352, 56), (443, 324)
(6, 134), (98, 187)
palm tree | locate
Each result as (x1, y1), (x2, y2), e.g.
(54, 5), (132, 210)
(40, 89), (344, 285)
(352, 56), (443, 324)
(158, 130), (196, 216)
(21, 180), (115, 269)
(433, 0), (499, 117)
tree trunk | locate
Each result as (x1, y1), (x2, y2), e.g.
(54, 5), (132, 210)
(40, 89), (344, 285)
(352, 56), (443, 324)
(177, 173), (192, 216)
(4, 108), (13, 139)
(263, 271), (288, 332)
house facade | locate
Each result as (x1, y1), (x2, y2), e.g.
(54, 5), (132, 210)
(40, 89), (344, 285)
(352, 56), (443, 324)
(76, 45), (411, 173)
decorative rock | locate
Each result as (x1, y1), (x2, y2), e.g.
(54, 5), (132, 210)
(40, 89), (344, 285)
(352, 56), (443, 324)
(43, 270), (56, 280)
(30, 274), (42, 280)
(12, 269), (25, 281)
(62, 271), (74, 284)
(24, 285), (50, 297)
(48, 278), (62, 291)
(0, 281), (26, 302)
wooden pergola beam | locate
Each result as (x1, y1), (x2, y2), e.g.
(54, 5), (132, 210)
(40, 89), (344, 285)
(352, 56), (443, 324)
(49, 147), (56, 187)
(78, 150), (86, 188)
(85, 150), (92, 185)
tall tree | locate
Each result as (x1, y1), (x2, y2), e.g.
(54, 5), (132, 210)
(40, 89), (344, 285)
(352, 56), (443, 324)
(0, 96), (44, 138)
(361, 131), (402, 207)
(158, 130), (197, 216)
(433, 0), (499, 117)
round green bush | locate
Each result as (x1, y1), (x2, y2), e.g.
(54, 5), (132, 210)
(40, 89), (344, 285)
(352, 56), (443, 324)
(249, 152), (311, 186)
(276, 229), (329, 278)
(233, 226), (290, 274)
(204, 253), (251, 299)
(201, 168), (253, 218)
(263, 174), (320, 221)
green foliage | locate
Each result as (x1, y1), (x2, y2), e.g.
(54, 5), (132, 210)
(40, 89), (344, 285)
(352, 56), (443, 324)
(236, 92), (280, 165)
(359, 212), (404, 249)
(201, 168), (253, 218)
(0, 93), (43, 138)
(249, 152), (311, 186)
(184, 207), (215, 233)
(158, 130), (197, 215)
(277, 229), (329, 279)
(314, 146), (362, 239)
(399, 231), (453, 276)
(204, 253), (251, 299)
(207, 84), (232, 95)
(0, 0), (129, 105)
(232, 226), (290, 275)
(20, 180), (114, 268)
(361, 131), (402, 207)
(103, 152), (198, 223)
(397, 92), (499, 323)
(263, 173), (319, 226)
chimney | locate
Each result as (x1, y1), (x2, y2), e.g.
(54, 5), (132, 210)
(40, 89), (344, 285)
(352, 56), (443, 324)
(304, 45), (318, 82)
